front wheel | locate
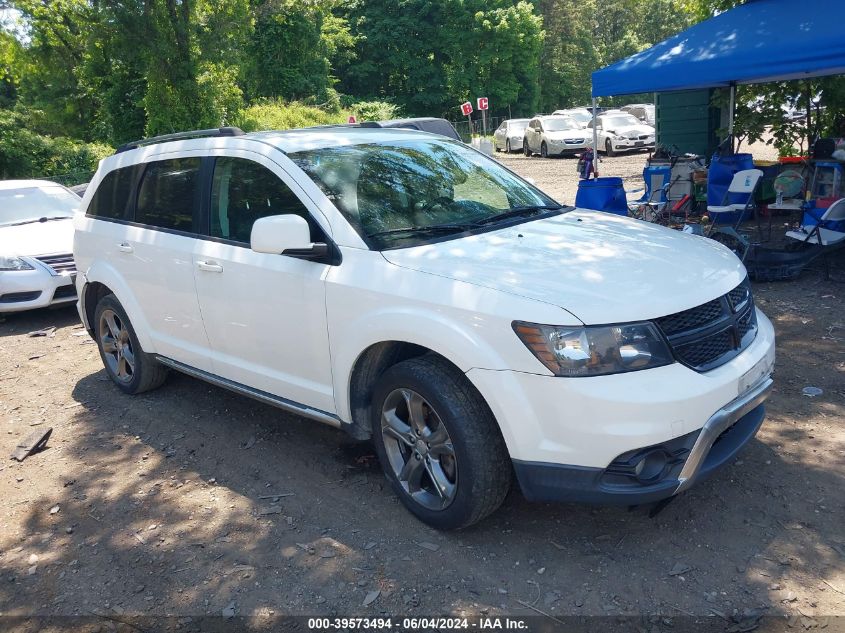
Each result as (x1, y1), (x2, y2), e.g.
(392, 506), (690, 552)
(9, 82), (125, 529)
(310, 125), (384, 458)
(523, 140), (532, 157)
(371, 355), (511, 529)
(506, 140), (511, 153)
(605, 138), (616, 157)
(540, 142), (548, 158)
(94, 294), (168, 394)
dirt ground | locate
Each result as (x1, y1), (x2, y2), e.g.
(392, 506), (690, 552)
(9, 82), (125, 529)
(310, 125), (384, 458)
(0, 149), (843, 630)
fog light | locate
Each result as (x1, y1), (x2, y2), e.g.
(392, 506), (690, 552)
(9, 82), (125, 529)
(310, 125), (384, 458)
(633, 450), (670, 483)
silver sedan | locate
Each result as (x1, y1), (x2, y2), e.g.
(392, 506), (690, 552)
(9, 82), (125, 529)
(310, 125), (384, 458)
(493, 119), (530, 153)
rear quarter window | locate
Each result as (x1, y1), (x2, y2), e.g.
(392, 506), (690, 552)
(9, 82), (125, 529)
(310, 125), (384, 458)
(86, 166), (136, 220)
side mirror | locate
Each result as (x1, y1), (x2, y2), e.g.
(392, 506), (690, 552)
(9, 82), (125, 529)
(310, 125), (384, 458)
(250, 215), (329, 260)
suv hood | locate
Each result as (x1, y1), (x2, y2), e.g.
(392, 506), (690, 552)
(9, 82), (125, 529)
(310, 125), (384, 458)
(0, 218), (75, 257)
(381, 210), (746, 325)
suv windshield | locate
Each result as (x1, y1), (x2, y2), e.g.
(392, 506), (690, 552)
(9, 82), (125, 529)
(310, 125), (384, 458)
(543, 118), (581, 132)
(290, 139), (563, 249)
(0, 185), (79, 226)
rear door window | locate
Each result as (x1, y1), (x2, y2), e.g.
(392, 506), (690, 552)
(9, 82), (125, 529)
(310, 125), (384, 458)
(135, 158), (201, 232)
(87, 166), (136, 220)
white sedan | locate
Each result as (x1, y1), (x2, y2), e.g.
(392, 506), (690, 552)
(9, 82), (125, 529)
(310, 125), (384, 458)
(493, 118), (530, 153)
(589, 113), (656, 156)
(0, 180), (80, 313)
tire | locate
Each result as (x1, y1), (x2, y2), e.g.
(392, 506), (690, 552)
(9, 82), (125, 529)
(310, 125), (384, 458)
(494, 141), (501, 153)
(371, 355), (511, 529)
(506, 140), (511, 153)
(605, 138), (615, 157)
(523, 140), (532, 157)
(94, 294), (168, 395)
(540, 142), (548, 158)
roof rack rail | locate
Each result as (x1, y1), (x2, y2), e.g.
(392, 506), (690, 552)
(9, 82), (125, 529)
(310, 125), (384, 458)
(116, 127), (245, 153)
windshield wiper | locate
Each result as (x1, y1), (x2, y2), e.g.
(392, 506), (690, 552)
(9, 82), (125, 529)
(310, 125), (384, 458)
(368, 222), (476, 239)
(7, 216), (72, 227)
(471, 204), (563, 227)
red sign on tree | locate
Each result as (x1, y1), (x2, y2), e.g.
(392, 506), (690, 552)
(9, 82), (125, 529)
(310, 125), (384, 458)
(460, 101), (473, 116)
(477, 97), (489, 111)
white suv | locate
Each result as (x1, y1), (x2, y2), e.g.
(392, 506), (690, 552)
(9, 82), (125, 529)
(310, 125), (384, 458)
(74, 126), (775, 529)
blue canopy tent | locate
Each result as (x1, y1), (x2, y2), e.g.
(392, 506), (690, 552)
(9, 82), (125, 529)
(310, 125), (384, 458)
(588, 0), (845, 152)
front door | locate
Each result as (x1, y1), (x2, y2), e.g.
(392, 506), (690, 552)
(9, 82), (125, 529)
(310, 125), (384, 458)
(191, 153), (336, 414)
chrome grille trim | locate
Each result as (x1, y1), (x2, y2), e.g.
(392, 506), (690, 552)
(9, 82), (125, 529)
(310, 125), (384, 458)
(35, 253), (76, 275)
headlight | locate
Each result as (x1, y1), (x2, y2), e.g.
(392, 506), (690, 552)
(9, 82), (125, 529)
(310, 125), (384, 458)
(0, 256), (35, 271)
(513, 321), (673, 377)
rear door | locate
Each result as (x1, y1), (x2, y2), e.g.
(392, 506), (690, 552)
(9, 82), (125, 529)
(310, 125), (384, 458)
(191, 152), (336, 413)
(115, 156), (213, 370)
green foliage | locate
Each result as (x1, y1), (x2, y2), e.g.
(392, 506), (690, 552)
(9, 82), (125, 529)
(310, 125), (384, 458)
(349, 100), (401, 121)
(1, 29), (22, 107)
(0, 108), (112, 181)
(233, 100), (347, 132)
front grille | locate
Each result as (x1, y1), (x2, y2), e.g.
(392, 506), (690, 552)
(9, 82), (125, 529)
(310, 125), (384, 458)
(657, 298), (723, 335)
(564, 138), (585, 144)
(35, 253), (76, 275)
(655, 278), (758, 372)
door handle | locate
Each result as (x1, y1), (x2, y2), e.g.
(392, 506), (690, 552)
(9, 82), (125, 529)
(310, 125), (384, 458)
(117, 242), (134, 253)
(197, 261), (223, 273)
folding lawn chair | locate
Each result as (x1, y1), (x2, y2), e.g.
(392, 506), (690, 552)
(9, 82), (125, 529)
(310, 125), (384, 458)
(783, 198), (845, 280)
(706, 169), (764, 239)
(785, 198), (845, 246)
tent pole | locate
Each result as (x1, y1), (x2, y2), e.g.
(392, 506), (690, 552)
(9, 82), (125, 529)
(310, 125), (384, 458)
(592, 96), (598, 175)
(728, 83), (736, 152)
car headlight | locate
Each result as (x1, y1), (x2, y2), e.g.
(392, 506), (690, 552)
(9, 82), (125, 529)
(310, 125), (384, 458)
(0, 256), (35, 271)
(513, 321), (673, 377)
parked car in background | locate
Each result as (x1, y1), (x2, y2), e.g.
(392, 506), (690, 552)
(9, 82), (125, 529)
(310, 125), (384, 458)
(362, 118), (462, 141)
(523, 116), (587, 157)
(1, 180), (80, 313)
(551, 108), (592, 129)
(69, 182), (89, 197)
(493, 118), (530, 153)
(589, 112), (656, 156)
(621, 104), (656, 125)
(74, 125), (775, 529)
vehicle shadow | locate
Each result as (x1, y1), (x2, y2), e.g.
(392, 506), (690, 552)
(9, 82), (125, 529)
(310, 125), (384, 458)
(1, 360), (842, 622)
(0, 305), (80, 339)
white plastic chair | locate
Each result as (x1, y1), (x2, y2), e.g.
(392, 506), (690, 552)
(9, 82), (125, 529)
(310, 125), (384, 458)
(708, 168), (764, 219)
(785, 198), (845, 246)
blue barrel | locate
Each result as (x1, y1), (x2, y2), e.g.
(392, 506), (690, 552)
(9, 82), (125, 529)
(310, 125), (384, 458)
(707, 153), (754, 207)
(575, 177), (628, 215)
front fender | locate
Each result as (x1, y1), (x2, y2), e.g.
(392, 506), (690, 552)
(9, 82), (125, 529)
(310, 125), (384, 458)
(330, 306), (512, 424)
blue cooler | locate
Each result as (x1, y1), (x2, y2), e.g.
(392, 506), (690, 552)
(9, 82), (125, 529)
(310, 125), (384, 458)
(575, 177), (628, 215)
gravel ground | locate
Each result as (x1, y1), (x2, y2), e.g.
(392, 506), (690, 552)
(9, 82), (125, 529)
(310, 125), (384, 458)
(0, 144), (843, 630)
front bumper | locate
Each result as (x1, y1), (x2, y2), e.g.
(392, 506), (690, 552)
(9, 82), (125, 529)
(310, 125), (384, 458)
(513, 378), (770, 505)
(547, 141), (587, 156)
(0, 268), (76, 313)
(466, 308), (775, 505)
(611, 138), (655, 151)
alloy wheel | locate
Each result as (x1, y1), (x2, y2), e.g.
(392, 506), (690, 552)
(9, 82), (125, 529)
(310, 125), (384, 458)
(99, 309), (135, 383)
(380, 388), (457, 510)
